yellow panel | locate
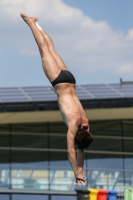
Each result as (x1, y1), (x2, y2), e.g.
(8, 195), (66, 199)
(55, 171), (63, 178)
(32, 170), (48, 177)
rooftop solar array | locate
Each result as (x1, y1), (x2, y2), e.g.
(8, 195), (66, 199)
(0, 84), (133, 103)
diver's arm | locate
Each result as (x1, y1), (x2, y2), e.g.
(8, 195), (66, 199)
(67, 129), (85, 185)
(67, 129), (78, 177)
(77, 148), (85, 178)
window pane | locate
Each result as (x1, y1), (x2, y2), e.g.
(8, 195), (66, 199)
(123, 120), (133, 187)
(0, 124), (10, 147)
(11, 169), (49, 190)
(85, 168), (124, 191)
(0, 124), (10, 132)
(49, 134), (67, 149)
(11, 149), (48, 190)
(123, 120), (133, 137)
(0, 133), (9, 147)
(12, 133), (48, 148)
(123, 120), (133, 152)
(49, 122), (67, 134)
(12, 123), (48, 133)
(88, 120), (122, 152)
(124, 155), (133, 170)
(0, 195), (9, 200)
(0, 150), (10, 189)
(124, 154), (133, 188)
(50, 169), (74, 191)
(90, 120), (122, 136)
(50, 151), (69, 168)
(123, 139), (133, 152)
(125, 166), (133, 187)
(85, 152), (123, 169)
(12, 194), (48, 200)
(52, 196), (76, 200)
(85, 152), (124, 192)
(12, 150), (48, 165)
(50, 151), (73, 191)
(89, 137), (122, 152)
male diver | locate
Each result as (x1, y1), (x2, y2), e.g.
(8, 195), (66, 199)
(20, 12), (93, 185)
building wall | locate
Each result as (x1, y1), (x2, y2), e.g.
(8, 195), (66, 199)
(0, 119), (133, 196)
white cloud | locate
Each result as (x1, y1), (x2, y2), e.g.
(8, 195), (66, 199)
(116, 63), (133, 74)
(126, 29), (133, 41)
(0, 0), (133, 85)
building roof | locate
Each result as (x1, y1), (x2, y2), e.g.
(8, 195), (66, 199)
(0, 83), (133, 102)
(0, 84), (133, 112)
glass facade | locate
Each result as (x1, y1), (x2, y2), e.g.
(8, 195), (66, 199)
(0, 120), (133, 193)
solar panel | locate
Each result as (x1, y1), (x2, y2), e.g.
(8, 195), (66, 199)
(1, 98), (29, 102)
(0, 83), (132, 103)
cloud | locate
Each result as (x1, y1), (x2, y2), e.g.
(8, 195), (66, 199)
(0, 0), (133, 85)
(116, 63), (133, 74)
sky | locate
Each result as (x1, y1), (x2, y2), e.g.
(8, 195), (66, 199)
(0, 0), (133, 87)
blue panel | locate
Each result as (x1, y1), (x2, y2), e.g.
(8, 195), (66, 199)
(0, 92), (21, 96)
(31, 97), (57, 101)
(1, 98), (29, 102)
(12, 195), (48, 200)
(0, 195), (9, 200)
(94, 94), (121, 97)
(52, 196), (76, 200)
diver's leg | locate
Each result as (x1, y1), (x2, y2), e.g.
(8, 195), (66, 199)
(20, 12), (61, 82)
(36, 22), (68, 70)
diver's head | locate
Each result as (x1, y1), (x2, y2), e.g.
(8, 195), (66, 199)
(75, 127), (93, 149)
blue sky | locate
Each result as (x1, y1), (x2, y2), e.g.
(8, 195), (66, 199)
(62, 0), (133, 33)
(0, 0), (133, 87)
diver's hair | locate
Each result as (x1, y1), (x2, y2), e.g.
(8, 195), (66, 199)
(75, 128), (93, 149)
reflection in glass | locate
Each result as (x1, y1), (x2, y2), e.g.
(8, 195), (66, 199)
(0, 150), (10, 189)
(50, 151), (73, 190)
(85, 152), (124, 190)
(12, 194), (48, 200)
(0, 120), (132, 193)
(50, 170), (75, 191)
(124, 156), (133, 170)
(85, 152), (123, 169)
(11, 169), (49, 190)
(86, 169), (124, 190)
(11, 149), (48, 190)
(125, 169), (133, 187)
(124, 155), (133, 187)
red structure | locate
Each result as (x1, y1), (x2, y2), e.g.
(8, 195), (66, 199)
(97, 189), (108, 200)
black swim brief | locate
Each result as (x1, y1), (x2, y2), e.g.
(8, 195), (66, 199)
(51, 70), (76, 87)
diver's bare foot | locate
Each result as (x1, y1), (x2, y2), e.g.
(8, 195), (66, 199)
(20, 12), (38, 24)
